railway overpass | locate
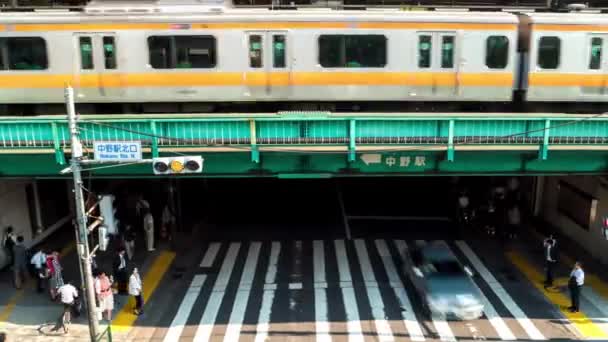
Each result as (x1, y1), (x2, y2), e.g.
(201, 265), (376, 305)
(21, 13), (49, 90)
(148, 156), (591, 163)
(0, 112), (607, 178)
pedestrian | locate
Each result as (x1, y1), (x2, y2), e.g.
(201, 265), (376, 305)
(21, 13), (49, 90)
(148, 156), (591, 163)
(568, 261), (585, 313)
(94, 271), (114, 321)
(47, 251), (64, 301)
(2, 226), (15, 267)
(135, 195), (150, 229)
(123, 225), (136, 260)
(128, 266), (143, 315)
(30, 247), (47, 293)
(113, 249), (128, 295)
(143, 208), (155, 252)
(161, 204), (175, 242)
(543, 236), (557, 288)
(12, 236), (28, 289)
(506, 204), (521, 240)
(55, 280), (78, 334)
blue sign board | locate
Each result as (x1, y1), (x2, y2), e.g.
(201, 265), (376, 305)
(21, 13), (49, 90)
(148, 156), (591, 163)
(93, 141), (142, 162)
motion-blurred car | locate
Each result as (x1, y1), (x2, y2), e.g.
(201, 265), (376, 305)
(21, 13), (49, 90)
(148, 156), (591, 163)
(404, 240), (484, 320)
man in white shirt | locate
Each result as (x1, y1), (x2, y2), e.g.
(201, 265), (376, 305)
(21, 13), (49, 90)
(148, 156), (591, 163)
(143, 209), (155, 252)
(56, 281), (78, 333)
(568, 262), (585, 313)
(31, 247), (47, 293)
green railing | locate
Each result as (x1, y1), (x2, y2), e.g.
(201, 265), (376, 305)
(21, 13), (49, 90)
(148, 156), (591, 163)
(1, 113), (607, 164)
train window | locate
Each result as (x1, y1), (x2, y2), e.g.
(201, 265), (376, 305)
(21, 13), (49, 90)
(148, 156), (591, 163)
(0, 37), (48, 70)
(103, 36), (117, 70)
(589, 37), (602, 70)
(486, 36), (509, 69)
(273, 35), (286, 68)
(249, 35), (263, 68)
(79, 37), (94, 70)
(537, 36), (560, 69)
(175, 36), (215, 69)
(148, 36), (216, 69)
(441, 36), (454, 69)
(418, 35), (431, 68)
(319, 35), (386, 68)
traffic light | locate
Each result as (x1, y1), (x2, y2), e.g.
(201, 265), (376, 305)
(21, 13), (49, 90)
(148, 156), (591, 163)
(98, 194), (118, 236)
(152, 156), (203, 175)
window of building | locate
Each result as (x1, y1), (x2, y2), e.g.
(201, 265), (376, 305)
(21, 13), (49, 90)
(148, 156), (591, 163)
(418, 35), (432, 68)
(537, 36), (560, 69)
(273, 35), (286, 68)
(0, 37), (48, 70)
(589, 37), (602, 70)
(486, 36), (509, 69)
(319, 35), (386, 68)
(79, 37), (94, 70)
(441, 36), (454, 69)
(148, 35), (216, 69)
(249, 35), (263, 68)
(103, 36), (117, 70)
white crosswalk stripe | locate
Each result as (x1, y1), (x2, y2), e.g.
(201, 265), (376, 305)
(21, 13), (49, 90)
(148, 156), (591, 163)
(193, 242), (241, 342)
(224, 242), (262, 342)
(314, 240), (332, 342)
(353, 239), (395, 342)
(334, 239), (365, 342)
(164, 239), (548, 342)
(255, 241), (281, 342)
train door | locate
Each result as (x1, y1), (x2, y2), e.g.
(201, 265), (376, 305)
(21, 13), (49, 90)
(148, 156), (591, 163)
(73, 33), (124, 100)
(245, 31), (291, 99)
(414, 31), (459, 98)
(585, 34), (608, 96)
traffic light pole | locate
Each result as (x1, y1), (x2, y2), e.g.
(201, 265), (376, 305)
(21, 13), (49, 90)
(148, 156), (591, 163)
(66, 85), (101, 341)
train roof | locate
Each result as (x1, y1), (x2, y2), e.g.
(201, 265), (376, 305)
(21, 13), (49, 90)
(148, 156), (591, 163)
(0, 9), (519, 24)
(525, 12), (608, 25)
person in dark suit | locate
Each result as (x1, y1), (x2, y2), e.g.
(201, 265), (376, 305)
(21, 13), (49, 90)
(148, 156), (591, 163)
(112, 249), (128, 295)
(543, 236), (558, 289)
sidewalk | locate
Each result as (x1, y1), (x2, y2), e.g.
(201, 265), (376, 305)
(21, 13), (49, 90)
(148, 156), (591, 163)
(0, 225), (176, 342)
(503, 221), (608, 339)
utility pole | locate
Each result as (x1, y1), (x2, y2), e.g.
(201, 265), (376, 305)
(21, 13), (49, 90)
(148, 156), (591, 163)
(66, 85), (101, 341)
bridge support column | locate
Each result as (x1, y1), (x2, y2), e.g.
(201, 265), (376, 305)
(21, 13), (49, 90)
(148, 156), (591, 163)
(447, 119), (455, 162)
(348, 120), (356, 162)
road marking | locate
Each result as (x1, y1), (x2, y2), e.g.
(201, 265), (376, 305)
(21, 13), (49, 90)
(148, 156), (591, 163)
(163, 275), (208, 342)
(335, 240), (352, 283)
(200, 242), (221, 267)
(265, 241), (281, 285)
(353, 239), (394, 342)
(506, 249), (608, 339)
(224, 242), (261, 342)
(315, 288), (332, 342)
(193, 242), (241, 342)
(113, 250), (176, 332)
(400, 240), (456, 342)
(335, 239), (364, 342)
(255, 242), (281, 342)
(313, 240), (332, 342)
(443, 241), (515, 341)
(456, 241), (545, 340)
(314, 240), (326, 284)
(375, 239), (425, 341)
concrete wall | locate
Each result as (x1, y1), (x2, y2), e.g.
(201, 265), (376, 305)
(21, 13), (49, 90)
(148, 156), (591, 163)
(540, 175), (608, 265)
(0, 180), (33, 267)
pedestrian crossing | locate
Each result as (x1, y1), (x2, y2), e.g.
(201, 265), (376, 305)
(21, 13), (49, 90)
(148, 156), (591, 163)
(161, 239), (564, 342)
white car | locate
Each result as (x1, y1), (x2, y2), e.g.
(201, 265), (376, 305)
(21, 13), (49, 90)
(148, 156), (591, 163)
(404, 241), (484, 320)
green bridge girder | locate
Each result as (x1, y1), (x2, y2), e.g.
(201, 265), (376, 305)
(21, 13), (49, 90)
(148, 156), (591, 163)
(0, 112), (607, 178)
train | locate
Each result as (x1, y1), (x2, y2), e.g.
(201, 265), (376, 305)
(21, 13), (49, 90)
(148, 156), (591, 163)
(1, 1), (608, 114)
